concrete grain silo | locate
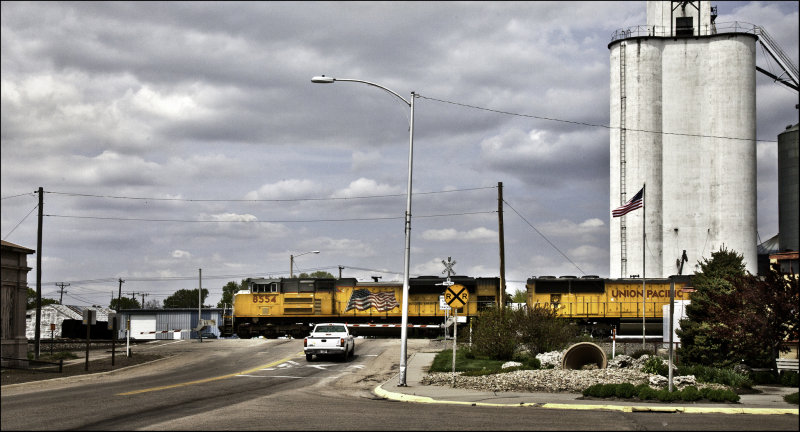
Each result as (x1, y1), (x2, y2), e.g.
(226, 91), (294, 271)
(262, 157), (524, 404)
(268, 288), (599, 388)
(609, 1), (758, 278)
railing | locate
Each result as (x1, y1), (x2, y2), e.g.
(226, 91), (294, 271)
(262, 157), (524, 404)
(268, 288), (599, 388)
(610, 21), (759, 43)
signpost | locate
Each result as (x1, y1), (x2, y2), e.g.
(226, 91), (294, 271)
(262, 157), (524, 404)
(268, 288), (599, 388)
(82, 309), (96, 371)
(443, 283), (468, 387)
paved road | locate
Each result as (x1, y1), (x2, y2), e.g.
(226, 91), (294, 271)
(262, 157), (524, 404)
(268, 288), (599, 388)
(2, 338), (797, 430)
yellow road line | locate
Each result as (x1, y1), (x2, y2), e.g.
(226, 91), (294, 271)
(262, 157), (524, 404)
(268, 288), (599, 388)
(117, 351), (303, 396)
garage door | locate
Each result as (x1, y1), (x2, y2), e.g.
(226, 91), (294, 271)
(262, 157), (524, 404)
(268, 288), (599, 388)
(129, 315), (156, 339)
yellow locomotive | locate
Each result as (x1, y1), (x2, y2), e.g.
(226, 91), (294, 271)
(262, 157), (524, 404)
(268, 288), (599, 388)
(525, 276), (693, 336)
(232, 275), (501, 338)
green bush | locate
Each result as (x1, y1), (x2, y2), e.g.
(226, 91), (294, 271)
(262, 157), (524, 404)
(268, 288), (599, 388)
(614, 383), (636, 398)
(656, 389), (680, 402)
(630, 349), (652, 359)
(524, 357), (541, 370)
(638, 386), (659, 400)
(751, 370), (779, 385)
(680, 386), (701, 401)
(784, 392), (798, 405)
(677, 364), (752, 389)
(471, 308), (519, 360)
(642, 356), (668, 376)
(780, 371), (799, 387)
(582, 384), (603, 397)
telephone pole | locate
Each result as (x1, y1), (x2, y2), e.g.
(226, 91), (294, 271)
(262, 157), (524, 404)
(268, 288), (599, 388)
(498, 181), (506, 309)
(124, 292), (139, 308)
(55, 282), (69, 304)
(35, 186), (43, 359)
(139, 293), (149, 308)
(117, 278), (125, 312)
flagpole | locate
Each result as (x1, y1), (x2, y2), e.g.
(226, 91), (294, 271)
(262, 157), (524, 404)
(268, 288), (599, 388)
(642, 183), (646, 350)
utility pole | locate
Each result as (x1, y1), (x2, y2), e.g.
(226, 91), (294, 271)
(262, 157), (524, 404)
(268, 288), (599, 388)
(35, 186), (43, 360)
(56, 282), (69, 304)
(497, 181), (506, 309)
(338, 265), (344, 279)
(139, 293), (149, 308)
(198, 268), (203, 342)
(117, 278), (125, 312)
(124, 292), (139, 308)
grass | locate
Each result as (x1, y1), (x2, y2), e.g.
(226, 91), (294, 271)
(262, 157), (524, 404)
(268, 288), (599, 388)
(784, 392), (798, 405)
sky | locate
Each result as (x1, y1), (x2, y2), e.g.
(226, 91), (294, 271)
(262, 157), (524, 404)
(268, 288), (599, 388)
(2, 1), (798, 309)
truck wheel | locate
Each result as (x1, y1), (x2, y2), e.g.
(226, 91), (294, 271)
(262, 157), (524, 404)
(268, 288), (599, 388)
(306, 353), (313, 361)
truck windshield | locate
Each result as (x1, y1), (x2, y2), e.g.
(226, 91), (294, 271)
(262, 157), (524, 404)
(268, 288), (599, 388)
(316, 325), (345, 333)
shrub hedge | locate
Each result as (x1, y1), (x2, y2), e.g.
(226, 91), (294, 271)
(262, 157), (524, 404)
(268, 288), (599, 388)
(582, 382), (739, 403)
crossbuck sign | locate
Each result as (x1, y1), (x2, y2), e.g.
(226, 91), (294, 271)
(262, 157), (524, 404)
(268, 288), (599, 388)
(444, 284), (468, 308)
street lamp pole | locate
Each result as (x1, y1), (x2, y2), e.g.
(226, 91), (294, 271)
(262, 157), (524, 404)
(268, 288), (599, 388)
(311, 75), (415, 386)
(290, 250), (320, 278)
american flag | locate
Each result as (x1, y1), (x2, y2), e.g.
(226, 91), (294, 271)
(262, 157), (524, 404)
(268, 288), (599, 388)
(345, 289), (400, 312)
(612, 187), (644, 217)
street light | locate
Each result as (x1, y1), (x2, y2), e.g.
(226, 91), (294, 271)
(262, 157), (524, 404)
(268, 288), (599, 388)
(290, 250), (320, 278)
(312, 75), (415, 386)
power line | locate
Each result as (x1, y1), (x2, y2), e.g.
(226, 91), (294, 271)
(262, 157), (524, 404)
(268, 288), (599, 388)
(2, 203), (38, 240)
(1, 191), (37, 200)
(416, 94), (779, 144)
(502, 199), (586, 276)
(42, 210), (495, 223)
(43, 186), (496, 203)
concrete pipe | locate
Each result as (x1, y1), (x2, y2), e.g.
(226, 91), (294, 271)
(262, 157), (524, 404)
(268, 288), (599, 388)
(561, 342), (607, 370)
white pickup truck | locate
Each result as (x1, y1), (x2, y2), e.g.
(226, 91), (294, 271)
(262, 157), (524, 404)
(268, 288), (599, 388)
(303, 323), (354, 361)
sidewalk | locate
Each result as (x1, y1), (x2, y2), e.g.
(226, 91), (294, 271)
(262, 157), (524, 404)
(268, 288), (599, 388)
(374, 352), (799, 415)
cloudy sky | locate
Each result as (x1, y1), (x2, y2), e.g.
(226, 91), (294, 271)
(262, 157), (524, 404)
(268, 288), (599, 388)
(2, 1), (797, 308)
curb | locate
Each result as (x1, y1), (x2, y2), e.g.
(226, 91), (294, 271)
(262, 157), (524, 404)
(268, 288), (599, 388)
(374, 383), (799, 415)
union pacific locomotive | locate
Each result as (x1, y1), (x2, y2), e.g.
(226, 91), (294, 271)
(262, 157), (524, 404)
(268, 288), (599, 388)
(230, 276), (501, 338)
(227, 274), (692, 338)
(525, 275), (693, 336)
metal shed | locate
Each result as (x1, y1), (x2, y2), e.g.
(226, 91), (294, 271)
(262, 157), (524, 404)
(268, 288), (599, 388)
(119, 308), (223, 340)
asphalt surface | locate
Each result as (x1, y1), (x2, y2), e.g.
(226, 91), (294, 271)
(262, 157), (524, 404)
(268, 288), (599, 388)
(374, 352), (800, 416)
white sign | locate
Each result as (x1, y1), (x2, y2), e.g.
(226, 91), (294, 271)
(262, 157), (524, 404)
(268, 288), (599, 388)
(439, 295), (451, 310)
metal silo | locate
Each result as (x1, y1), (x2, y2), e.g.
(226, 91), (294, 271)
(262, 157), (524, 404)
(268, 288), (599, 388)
(778, 123), (799, 253)
(609, 1), (758, 278)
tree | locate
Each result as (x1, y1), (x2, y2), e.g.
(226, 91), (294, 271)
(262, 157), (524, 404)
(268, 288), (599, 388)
(702, 267), (799, 368)
(110, 296), (141, 310)
(163, 288), (209, 309)
(26, 288), (58, 310)
(218, 279), (249, 309)
(143, 298), (162, 309)
(511, 289), (527, 304)
(514, 304), (579, 356)
(677, 247), (746, 367)
(674, 246), (798, 368)
(296, 271), (335, 278)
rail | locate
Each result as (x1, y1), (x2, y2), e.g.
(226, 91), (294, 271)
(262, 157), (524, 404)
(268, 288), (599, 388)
(610, 21), (759, 43)
(777, 358), (799, 372)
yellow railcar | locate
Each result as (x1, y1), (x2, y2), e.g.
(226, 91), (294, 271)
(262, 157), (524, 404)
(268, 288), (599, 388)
(526, 276), (692, 336)
(232, 276), (501, 338)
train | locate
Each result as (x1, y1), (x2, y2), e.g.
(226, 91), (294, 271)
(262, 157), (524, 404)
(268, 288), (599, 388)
(525, 275), (693, 337)
(226, 274), (693, 338)
(229, 275), (501, 338)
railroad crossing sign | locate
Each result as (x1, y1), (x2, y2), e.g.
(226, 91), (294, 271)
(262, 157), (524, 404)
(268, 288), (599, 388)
(444, 284), (468, 308)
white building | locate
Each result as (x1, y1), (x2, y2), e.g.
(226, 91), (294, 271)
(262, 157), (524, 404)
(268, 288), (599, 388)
(609, 1), (758, 278)
(25, 304), (114, 339)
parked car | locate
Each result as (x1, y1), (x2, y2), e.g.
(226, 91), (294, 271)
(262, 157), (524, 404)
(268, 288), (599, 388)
(194, 331), (217, 339)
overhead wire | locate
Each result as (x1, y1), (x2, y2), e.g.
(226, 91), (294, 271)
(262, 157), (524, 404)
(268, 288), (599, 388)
(2, 203), (38, 240)
(42, 210), (495, 223)
(43, 186), (496, 202)
(502, 198), (586, 276)
(416, 94), (780, 143)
